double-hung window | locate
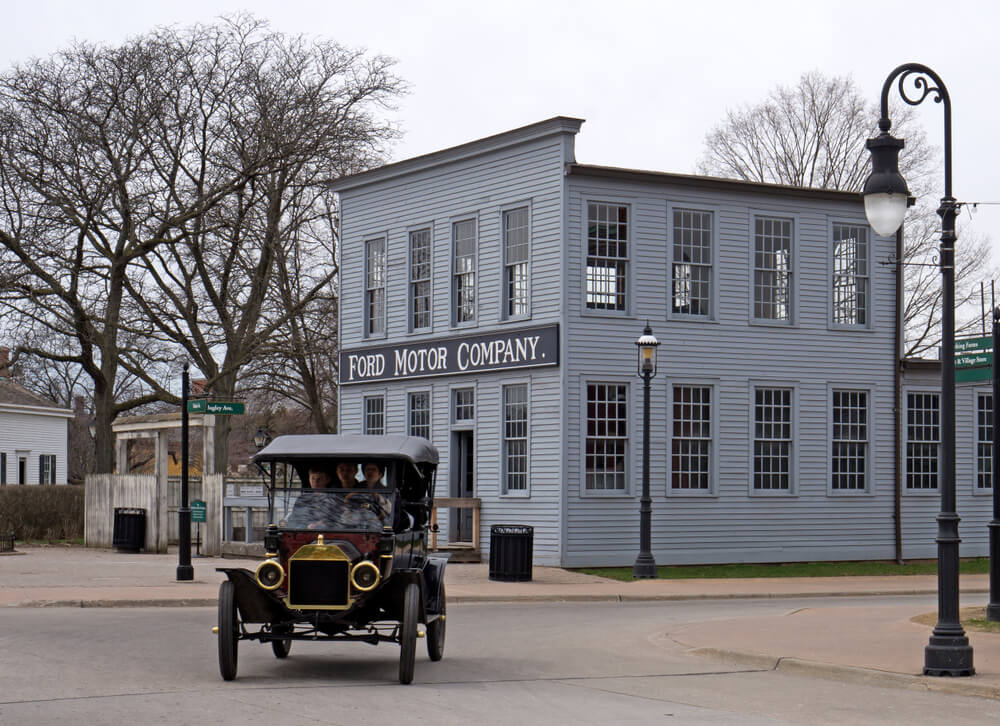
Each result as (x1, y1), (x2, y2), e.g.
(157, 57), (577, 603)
(831, 390), (868, 491)
(453, 388), (474, 423)
(906, 392), (939, 490)
(408, 391), (431, 440)
(39, 454), (56, 485)
(364, 395), (385, 435)
(503, 207), (530, 318)
(586, 203), (628, 311)
(753, 387), (793, 491)
(671, 385), (712, 491)
(585, 383), (628, 491)
(365, 237), (386, 337)
(978, 392), (993, 491)
(672, 209), (713, 317)
(832, 224), (869, 326)
(409, 228), (432, 331)
(452, 220), (477, 324)
(754, 217), (793, 322)
(502, 384), (529, 494)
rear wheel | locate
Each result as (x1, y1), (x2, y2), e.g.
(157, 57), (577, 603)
(217, 581), (239, 681)
(398, 582), (419, 684)
(426, 584), (446, 662)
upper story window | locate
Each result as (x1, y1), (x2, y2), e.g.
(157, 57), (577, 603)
(364, 395), (385, 435)
(586, 203), (628, 311)
(753, 387), (793, 491)
(906, 392), (939, 490)
(832, 390), (868, 491)
(452, 220), (477, 324)
(754, 216), (793, 322)
(672, 209), (713, 317)
(408, 391), (431, 440)
(409, 228), (432, 331)
(832, 224), (869, 326)
(585, 382), (628, 491)
(503, 207), (530, 318)
(671, 384), (712, 491)
(978, 392), (993, 491)
(365, 237), (386, 337)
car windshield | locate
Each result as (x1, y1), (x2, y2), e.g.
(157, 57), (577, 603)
(270, 460), (395, 532)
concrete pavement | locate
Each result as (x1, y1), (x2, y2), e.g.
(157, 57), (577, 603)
(3, 544), (1000, 699)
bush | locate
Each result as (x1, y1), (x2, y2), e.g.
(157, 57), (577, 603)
(0, 485), (84, 540)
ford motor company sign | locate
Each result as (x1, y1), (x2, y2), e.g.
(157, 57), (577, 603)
(340, 324), (559, 384)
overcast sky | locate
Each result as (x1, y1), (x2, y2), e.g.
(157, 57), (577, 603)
(7, 0), (1000, 279)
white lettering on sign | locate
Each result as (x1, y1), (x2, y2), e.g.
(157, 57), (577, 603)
(394, 346), (448, 376)
(457, 335), (540, 371)
(347, 352), (386, 381)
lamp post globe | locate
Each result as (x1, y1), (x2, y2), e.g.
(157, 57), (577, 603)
(633, 323), (659, 579)
(864, 63), (973, 677)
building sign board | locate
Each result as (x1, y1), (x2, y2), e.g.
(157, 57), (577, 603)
(340, 324), (559, 385)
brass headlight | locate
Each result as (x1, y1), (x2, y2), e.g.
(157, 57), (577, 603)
(350, 560), (381, 592)
(255, 559), (285, 591)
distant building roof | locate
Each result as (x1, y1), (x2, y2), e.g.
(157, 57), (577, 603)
(0, 377), (69, 411)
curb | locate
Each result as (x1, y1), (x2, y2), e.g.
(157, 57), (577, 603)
(688, 647), (1000, 701)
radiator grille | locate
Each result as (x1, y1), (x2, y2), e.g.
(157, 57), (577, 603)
(288, 560), (350, 607)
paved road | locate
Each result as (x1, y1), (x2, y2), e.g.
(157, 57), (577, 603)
(3, 597), (998, 725)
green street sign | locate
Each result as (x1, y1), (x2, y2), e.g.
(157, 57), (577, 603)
(956, 367), (993, 383)
(955, 336), (993, 353)
(186, 399), (245, 415)
(191, 499), (207, 523)
(956, 352), (992, 369)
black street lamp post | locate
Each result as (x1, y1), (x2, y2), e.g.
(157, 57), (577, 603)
(177, 362), (193, 582)
(633, 323), (659, 579)
(863, 63), (973, 676)
(990, 307), (1000, 622)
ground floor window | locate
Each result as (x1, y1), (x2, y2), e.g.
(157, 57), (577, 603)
(364, 395), (385, 435)
(906, 391), (939, 490)
(978, 392), (992, 490)
(671, 384), (711, 491)
(39, 454), (56, 484)
(753, 387), (792, 491)
(502, 383), (529, 494)
(832, 389), (868, 491)
(585, 382), (628, 491)
(0, 452), (6, 485)
(408, 391), (431, 440)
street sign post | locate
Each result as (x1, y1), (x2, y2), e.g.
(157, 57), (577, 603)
(186, 400), (246, 415)
(191, 499), (207, 557)
(956, 336), (994, 383)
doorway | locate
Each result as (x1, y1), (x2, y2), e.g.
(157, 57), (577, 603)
(450, 430), (475, 543)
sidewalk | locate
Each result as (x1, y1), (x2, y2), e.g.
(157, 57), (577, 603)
(3, 544), (1000, 699)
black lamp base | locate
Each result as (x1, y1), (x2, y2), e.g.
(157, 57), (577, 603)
(176, 565), (194, 581)
(924, 636), (975, 677)
(632, 554), (657, 579)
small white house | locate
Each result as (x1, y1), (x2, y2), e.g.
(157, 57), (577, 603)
(0, 355), (72, 486)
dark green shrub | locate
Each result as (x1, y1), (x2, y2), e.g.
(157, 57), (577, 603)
(0, 486), (84, 540)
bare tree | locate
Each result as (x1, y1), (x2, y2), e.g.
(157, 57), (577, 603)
(698, 71), (995, 356)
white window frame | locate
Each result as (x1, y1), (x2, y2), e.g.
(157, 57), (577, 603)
(903, 388), (940, 495)
(828, 386), (874, 496)
(750, 212), (798, 326)
(407, 389), (432, 440)
(829, 220), (872, 329)
(39, 454), (56, 485)
(364, 236), (387, 339)
(408, 225), (433, 333)
(667, 380), (718, 497)
(500, 379), (531, 497)
(363, 394), (386, 435)
(451, 216), (478, 327)
(748, 382), (798, 496)
(582, 380), (630, 496)
(501, 203), (532, 321)
(583, 201), (631, 315)
(451, 386), (476, 429)
(668, 203), (717, 321)
(975, 388), (993, 495)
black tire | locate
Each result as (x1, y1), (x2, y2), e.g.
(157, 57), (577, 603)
(426, 584), (446, 662)
(218, 580), (239, 681)
(398, 582), (419, 685)
(271, 639), (291, 659)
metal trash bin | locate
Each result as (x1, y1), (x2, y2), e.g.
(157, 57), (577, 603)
(488, 524), (534, 582)
(0, 532), (14, 553)
(112, 508), (146, 552)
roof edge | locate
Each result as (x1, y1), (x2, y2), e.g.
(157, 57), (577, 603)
(567, 164), (864, 203)
(328, 116), (584, 193)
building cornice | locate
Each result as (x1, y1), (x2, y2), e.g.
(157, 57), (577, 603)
(0, 403), (73, 418)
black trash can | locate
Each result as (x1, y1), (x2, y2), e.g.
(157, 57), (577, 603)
(489, 524), (534, 582)
(112, 508), (146, 553)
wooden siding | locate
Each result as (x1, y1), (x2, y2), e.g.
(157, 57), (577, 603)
(562, 174), (899, 566)
(0, 409), (71, 485)
(84, 474), (164, 552)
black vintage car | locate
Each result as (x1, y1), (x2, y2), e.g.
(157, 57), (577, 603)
(215, 434), (448, 684)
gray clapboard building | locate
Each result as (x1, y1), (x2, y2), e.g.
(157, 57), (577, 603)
(332, 116), (992, 567)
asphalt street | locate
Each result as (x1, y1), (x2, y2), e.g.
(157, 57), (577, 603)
(3, 598), (998, 726)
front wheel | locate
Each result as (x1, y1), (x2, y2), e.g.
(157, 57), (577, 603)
(399, 582), (419, 684)
(271, 639), (291, 659)
(426, 584), (446, 662)
(217, 580), (239, 681)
